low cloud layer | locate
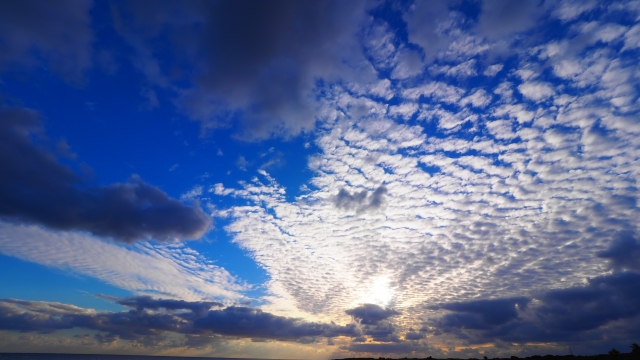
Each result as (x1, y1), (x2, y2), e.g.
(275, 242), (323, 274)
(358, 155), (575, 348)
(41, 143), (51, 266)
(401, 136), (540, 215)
(430, 270), (640, 349)
(431, 297), (531, 330)
(0, 104), (211, 242)
(0, 296), (360, 345)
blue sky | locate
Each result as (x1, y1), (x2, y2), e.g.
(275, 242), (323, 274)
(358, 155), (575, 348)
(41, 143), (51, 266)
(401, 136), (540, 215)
(1, 0), (640, 358)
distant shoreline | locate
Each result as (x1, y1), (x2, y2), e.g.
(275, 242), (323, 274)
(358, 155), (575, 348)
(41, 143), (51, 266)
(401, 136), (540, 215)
(335, 354), (639, 360)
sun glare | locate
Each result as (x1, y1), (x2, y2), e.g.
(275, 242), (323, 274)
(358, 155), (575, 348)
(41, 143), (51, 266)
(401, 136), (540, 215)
(369, 277), (394, 306)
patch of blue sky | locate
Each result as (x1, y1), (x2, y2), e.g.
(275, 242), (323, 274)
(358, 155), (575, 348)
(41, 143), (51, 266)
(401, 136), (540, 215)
(0, 254), (130, 312)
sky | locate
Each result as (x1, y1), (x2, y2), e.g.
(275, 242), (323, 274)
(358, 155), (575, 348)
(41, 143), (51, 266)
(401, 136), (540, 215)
(1, 0), (640, 359)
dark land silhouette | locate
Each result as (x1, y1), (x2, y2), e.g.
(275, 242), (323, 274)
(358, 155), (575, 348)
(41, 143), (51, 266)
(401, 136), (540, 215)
(336, 344), (640, 360)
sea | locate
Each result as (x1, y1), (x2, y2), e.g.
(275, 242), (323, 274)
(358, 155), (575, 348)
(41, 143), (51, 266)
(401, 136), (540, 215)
(0, 355), (269, 360)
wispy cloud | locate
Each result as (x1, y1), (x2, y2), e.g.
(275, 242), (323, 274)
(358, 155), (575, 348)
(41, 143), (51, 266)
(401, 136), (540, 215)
(0, 222), (245, 301)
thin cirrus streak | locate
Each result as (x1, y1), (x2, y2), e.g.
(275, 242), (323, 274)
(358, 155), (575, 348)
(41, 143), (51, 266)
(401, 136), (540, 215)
(0, 222), (247, 302)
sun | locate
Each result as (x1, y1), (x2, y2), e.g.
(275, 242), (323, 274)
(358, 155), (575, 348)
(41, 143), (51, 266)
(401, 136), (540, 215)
(369, 277), (394, 306)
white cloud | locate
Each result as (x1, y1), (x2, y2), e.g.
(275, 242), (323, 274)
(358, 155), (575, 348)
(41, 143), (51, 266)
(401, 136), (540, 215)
(403, 82), (465, 103)
(552, 0), (599, 21)
(388, 102), (418, 120)
(623, 24), (640, 50)
(484, 63), (504, 77)
(518, 81), (555, 101)
(0, 222), (246, 302)
(461, 89), (492, 108)
(431, 59), (477, 78)
(390, 47), (424, 79)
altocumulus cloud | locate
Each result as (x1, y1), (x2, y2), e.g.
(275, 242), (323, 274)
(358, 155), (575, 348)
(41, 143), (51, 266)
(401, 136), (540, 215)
(0, 104), (211, 242)
(202, 0), (640, 355)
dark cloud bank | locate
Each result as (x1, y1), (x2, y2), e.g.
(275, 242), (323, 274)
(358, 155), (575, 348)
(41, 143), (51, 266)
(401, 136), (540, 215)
(0, 103), (211, 242)
(0, 296), (361, 346)
(428, 236), (640, 353)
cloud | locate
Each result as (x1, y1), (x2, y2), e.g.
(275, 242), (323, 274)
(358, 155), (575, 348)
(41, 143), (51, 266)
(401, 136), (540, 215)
(478, 0), (547, 38)
(213, 10), (640, 347)
(484, 64), (504, 76)
(342, 342), (430, 354)
(113, 0), (372, 140)
(461, 89), (492, 108)
(0, 222), (245, 301)
(518, 81), (555, 101)
(431, 271), (640, 344)
(552, 0), (599, 21)
(113, 295), (224, 316)
(0, 0), (94, 82)
(391, 48), (424, 79)
(0, 104), (211, 242)
(195, 306), (359, 340)
(402, 1), (455, 59)
(597, 232), (640, 272)
(345, 304), (400, 325)
(430, 297), (530, 330)
(332, 186), (388, 214)
(0, 297), (360, 345)
(4, 0), (640, 355)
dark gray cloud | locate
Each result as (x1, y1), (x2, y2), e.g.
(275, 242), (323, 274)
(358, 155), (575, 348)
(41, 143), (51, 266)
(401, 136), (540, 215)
(403, 1), (456, 59)
(405, 330), (424, 340)
(0, 104), (211, 242)
(0, 297), (360, 345)
(333, 186), (388, 214)
(362, 322), (400, 342)
(430, 297), (530, 330)
(430, 271), (640, 345)
(477, 0), (548, 39)
(536, 271), (640, 332)
(194, 306), (360, 340)
(114, 0), (371, 140)
(345, 303), (400, 325)
(597, 232), (640, 272)
(0, 0), (94, 83)
(114, 295), (223, 317)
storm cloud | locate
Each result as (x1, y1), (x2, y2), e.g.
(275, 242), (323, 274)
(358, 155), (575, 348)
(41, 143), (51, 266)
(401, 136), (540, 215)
(0, 104), (211, 242)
